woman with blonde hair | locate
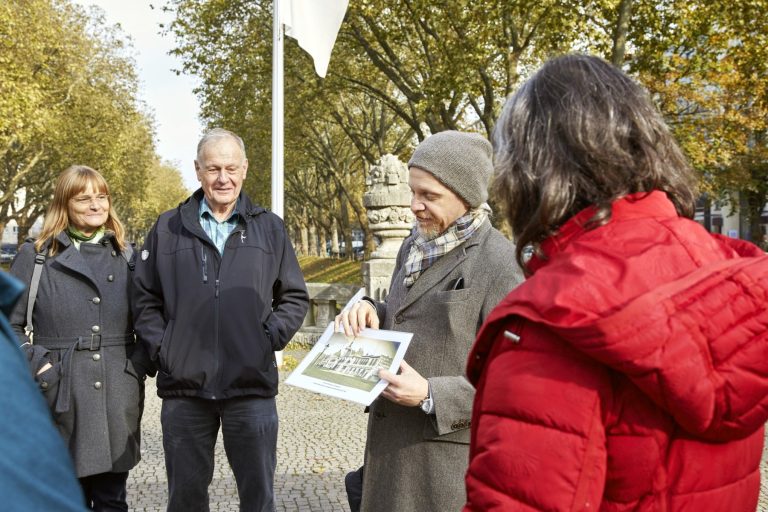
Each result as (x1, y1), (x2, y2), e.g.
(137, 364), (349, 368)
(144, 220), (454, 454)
(9, 165), (144, 511)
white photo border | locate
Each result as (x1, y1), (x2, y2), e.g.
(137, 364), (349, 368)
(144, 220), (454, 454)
(285, 322), (412, 406)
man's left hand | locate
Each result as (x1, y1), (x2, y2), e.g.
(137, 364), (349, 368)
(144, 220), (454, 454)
(379, 360), (429, 407)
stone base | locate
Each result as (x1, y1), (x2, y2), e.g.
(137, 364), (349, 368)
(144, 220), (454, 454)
(364, 258), (397, 301)
(292, 327), (327, 346)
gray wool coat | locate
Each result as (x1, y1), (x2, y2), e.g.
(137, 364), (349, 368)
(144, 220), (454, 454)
(9, 232), (143, 478)
(360, 219), (524, 512)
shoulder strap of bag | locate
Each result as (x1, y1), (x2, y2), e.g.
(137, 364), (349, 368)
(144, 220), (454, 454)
(25, 251), (46, 337)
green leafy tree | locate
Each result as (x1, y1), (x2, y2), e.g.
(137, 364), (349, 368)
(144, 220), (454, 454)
(165, 0), (767, 246)
(617, 0), (768, 243)
(335, 0), (605, 139)
(124, 160), (190, 244)
(0, 0), (171, 242)
(165, 0), (413, 254)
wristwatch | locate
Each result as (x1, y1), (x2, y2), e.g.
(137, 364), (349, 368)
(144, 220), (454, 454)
(419, 388), (434, 414)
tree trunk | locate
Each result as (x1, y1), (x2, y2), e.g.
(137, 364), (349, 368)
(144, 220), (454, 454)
(702, 194), (712, 232)
(300, 213), (310, 257)
(319, 227), (327, 257)
(300, 226), (309, 257)
(308, 223), (318, 257)
(331, 221), (340, 258)
(363, 227), (374, 259)
(611, 0), (633, 66)
(16, 223), (29, 246)
(746, 189), (767, 249)
(339, 194), (353, 260)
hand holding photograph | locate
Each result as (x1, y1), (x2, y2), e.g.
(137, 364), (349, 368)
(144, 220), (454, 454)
(285, 322), (412, 406)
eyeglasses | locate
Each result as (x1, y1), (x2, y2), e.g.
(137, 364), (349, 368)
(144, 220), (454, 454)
(202, 167), (243, 178)
(71, 194), (110, 206)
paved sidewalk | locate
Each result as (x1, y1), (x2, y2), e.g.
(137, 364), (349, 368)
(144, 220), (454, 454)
(127, 349), (367, 511)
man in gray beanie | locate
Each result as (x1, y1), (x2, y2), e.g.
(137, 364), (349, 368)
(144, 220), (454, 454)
(336, 131), (524, 512)
(407, 130), (494, 208)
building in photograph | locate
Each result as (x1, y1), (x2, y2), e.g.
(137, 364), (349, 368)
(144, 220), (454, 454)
(314, 343), (393, 382)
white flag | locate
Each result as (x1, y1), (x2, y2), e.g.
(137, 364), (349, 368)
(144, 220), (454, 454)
(281, 0), (349, 78)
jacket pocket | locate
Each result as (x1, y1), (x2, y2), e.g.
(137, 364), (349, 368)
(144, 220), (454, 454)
(36, 362), (63, 409)
(124, 358), (145, 383)
(157, 319), (175, 374)
(434, 287), (472, 303)
(122, 359), (145, 440)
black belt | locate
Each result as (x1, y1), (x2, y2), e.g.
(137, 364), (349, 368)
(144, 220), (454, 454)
(34, 333), (135, 413)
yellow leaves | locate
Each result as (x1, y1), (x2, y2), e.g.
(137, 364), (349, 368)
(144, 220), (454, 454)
(630, 0), (767, 203)
(0, 0), (165, 240)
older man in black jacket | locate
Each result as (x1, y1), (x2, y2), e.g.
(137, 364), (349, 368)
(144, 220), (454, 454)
(132, 128), (309, 512)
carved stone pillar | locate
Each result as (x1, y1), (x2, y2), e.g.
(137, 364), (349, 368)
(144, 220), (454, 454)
(363, 154), (413, 301)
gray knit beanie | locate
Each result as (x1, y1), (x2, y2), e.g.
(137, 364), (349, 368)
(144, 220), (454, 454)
(407, 131), (493, 208)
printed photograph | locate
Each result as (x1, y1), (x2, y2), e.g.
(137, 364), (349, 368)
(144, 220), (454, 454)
(286, 322), (412, 406)
(301, 332), (398, 391)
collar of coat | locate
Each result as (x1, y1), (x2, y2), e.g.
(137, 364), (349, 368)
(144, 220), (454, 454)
(179, 189), (267, 240)
(526, 190), (677, 273)
(182, 189), (266, 221)
(52, 230), (120, 252)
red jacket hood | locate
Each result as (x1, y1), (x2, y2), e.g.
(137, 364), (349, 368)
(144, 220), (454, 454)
(471, 191), (768, 442)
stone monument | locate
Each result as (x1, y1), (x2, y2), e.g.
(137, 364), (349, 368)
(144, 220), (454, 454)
(363, 154), (413, 300)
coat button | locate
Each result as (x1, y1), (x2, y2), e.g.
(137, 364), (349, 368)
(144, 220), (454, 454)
(92, 353), (101, 361)
(91, 325), (100, 333)
(92, 297), (101, 304)
(40, 381), (49, 389)
(111, 250), (117, 257)
(395, 314), (404, 324)
(107, 274), (114, 282)
(94, 381), (102, 390)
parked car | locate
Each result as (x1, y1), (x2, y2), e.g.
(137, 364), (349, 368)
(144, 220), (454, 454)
(1, 243), (17, 264)
(327, 241), (365, 259)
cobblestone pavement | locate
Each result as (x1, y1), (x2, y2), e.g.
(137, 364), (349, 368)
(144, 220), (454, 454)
(127, 348), (768, 511)
(127, 349), (367, 511)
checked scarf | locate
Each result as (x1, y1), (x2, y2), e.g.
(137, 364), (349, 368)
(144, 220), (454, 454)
(403, 204), (490, 288)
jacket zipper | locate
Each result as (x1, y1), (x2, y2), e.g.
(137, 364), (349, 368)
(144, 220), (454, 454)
(211, 227), (247, 398)
(201, 248), (208, 284)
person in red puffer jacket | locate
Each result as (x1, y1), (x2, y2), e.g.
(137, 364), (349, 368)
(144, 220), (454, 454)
(464, 54), (768, 512)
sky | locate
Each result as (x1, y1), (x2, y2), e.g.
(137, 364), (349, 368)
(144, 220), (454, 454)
(71, 0), (203, 190)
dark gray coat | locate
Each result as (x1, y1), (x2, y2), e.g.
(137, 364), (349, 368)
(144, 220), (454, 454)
(361, 220), (524, 512)
(9, 232), (143, 478)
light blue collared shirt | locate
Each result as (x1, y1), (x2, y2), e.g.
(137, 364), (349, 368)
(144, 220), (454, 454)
(199, 198), (240, 254)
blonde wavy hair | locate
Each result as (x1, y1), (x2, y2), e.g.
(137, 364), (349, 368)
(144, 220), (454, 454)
(35, 165), (126, 256)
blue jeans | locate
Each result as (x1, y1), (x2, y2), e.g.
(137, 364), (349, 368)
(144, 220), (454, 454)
(161, 396), (278, 512)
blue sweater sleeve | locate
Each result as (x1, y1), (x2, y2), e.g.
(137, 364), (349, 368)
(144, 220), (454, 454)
(0, 272), (86, 511)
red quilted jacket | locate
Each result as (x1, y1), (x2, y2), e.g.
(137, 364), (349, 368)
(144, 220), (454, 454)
(465, 191), (768, 511)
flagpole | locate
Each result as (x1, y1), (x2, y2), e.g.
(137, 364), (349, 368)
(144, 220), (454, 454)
(272, 0), (285, 366)
(271, 0), (284, 219)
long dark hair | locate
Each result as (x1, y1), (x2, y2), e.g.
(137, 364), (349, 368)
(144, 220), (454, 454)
(492, 54), (697, 270)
